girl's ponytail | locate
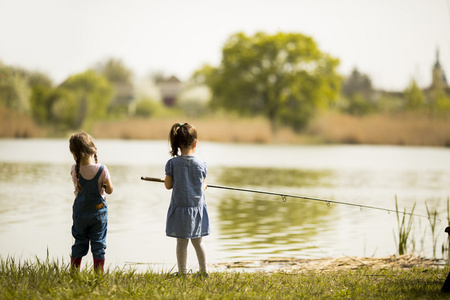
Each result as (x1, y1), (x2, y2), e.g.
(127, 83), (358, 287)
(169, 123), (197, 157)
(169, 123), (181, 156)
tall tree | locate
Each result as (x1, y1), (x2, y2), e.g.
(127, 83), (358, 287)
(0, 63), (31, 112)
(95, 58), (134, 115)
(339, 68), (375, 115)
(58, 70), (113, 129)
(342, 68), (373, 100)
(403, 80), (424, 111)
(193, 32), (342, 131)
(29, 72), (54, 124)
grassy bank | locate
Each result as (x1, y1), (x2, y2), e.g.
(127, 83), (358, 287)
(1, 257), (450, 299)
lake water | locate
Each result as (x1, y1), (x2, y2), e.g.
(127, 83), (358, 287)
(0, 139), (449, 272)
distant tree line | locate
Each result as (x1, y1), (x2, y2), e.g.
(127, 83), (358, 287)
(338, 68), (450, 116)
(194, 32), (450, 131)
(0, 58), (170, 133)
(1, 31), (449, 135)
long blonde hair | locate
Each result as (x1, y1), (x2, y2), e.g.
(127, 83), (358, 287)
(69, 132), (98, 190)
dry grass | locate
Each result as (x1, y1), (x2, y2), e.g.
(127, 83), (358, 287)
(0, 106), (43, 138)
(91, 118), (175, 140)
(91, 113), (450, 147)
(1, 109), (449, 147)
(91, 116), (304, 144)
(308, 112), (450, 147)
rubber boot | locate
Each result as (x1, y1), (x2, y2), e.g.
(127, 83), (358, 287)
(70, 257), (82, 271)
(93, 258), (105, 275)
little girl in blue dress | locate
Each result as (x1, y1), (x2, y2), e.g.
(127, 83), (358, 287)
(164, 123), (210, 277)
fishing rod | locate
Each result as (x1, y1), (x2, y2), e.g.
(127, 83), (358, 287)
(140, 176), (434, 220)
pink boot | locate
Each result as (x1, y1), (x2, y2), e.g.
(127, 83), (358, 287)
(93, 258), (105, 274)
(70, 257), (82, 271)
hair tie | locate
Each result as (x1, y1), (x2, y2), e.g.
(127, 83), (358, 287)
(179, 123), (183, 127)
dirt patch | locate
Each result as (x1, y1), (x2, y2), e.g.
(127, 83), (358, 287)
(212, 255), (444, 273)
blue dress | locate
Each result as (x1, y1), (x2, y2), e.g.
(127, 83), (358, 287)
(165, 155), (210, 239)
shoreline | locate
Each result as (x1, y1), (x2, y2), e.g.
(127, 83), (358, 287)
(118, 255), (444, 274)
(210, 255), (444, 273)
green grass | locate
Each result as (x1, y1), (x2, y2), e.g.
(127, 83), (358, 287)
(1, 257), (450, 299)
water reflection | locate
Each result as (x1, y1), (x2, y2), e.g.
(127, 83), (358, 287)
(1, 140), (449, 267)
(0, 162), (72, 226)
(217, 167), (332, 188)
(213, 167), (334, 258)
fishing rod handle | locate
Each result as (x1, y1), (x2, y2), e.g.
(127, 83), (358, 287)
(141, 176), (164, 183)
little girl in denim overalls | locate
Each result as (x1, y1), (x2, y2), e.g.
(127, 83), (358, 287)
(69, 132), (114, 274)
(164, 123), (210, 277)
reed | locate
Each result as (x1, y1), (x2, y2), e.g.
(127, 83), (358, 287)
(91, 116), (304, 144)
(308, 112), (450, 146)
(89, 111), (450, 146)
(0, 106), (43, 138)
(426, 202), (439, 258)
(394, 196), (416, 255)
(2, 107), (450, 147)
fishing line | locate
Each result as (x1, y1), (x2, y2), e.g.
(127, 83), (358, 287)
(140, 176), (434, 221)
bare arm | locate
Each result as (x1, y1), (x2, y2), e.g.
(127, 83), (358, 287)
(102, 178), (114, 194)
(164, 175), (173, 190)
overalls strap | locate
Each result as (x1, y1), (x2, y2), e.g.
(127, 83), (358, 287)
(75, 164), (105, 212)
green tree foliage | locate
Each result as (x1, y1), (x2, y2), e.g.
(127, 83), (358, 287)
(342, 68), (373, 99)
(342, 92), (375, 115)
(30, 84), (54, 124)
(403, 80), (425, 111)
(48, 88), (78, 129)
(435, 93), (450, 113)
(340, 68), (375, 115)
(29, 72), (55, 124)
(427, 80), (450, 114)
(134, 98), (171, 118)
(30, 70), (113, 130)
(0, 63), (31, 112)
(27, 71), (53, 88)
(375, 93), (404, 113)
(193, 32), (342, 131)
(95, 58), (134, 115)
(58, 70), (113, 129)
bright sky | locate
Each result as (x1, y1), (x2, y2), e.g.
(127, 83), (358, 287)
(0, 0), (449, 91)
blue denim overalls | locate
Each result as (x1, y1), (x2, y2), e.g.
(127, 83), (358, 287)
(71, 165), (108, 259)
